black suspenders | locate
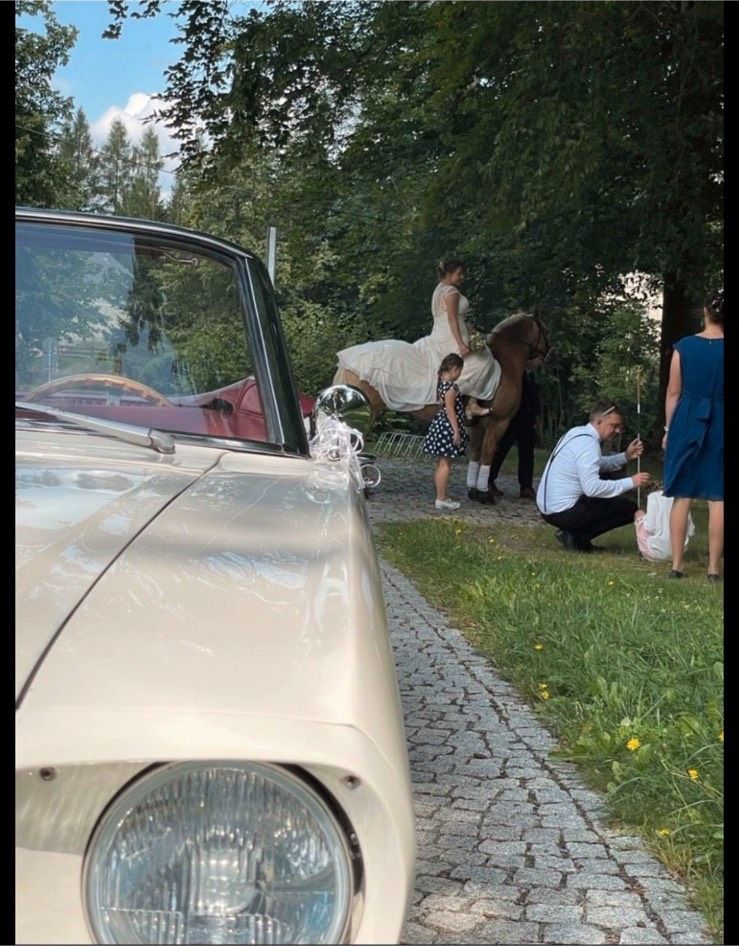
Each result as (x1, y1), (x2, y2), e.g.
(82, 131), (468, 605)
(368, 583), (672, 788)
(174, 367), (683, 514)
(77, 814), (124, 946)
(540, 432), (593, 512)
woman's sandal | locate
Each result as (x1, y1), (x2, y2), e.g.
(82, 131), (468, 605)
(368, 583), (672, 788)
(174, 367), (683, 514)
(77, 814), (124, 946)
(668, 569), (684, 579)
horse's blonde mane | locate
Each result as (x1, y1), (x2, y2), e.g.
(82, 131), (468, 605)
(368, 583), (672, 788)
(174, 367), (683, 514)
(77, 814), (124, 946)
(491, 311), (534, 335)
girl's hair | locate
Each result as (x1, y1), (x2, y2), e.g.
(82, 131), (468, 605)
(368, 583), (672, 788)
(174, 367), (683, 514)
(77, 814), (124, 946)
(705, 289), (724, 324)
(439, 352), (464, 375)
(437, 259), (466, 279)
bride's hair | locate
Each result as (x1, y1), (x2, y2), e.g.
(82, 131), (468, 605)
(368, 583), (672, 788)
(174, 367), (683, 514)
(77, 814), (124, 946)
(437, 259), (465, 279)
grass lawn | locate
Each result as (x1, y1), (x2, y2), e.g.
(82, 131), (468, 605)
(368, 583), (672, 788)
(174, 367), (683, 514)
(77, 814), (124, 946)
(377, 507), (724, 939)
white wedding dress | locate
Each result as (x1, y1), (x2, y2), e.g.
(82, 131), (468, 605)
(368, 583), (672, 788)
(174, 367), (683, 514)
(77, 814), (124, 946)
(337, 283), (500, 412)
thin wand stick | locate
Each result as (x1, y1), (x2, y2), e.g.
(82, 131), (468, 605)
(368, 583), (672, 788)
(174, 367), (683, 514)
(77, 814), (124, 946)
(636, 367), (641, 508)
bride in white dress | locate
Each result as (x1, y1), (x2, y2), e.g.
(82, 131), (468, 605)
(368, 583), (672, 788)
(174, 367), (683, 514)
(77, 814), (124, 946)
(337, 260), (499, 412)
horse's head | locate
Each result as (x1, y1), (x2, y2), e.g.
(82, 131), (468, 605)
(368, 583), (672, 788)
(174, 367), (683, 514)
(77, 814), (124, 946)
(489, 311), (551, 367)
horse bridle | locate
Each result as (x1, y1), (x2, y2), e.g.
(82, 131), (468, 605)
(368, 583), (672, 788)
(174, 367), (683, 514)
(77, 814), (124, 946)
(493, 316), (551, 364)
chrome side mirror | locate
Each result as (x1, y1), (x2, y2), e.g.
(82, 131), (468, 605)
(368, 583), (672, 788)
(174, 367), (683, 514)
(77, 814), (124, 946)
(312, 384), (373, 442)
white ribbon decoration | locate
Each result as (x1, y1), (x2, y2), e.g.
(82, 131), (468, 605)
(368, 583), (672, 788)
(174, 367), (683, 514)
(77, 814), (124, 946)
(309, 415), (366, 490)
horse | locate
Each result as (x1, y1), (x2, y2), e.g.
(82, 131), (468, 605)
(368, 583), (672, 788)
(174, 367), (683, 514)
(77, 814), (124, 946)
(333, 311), (551, 503)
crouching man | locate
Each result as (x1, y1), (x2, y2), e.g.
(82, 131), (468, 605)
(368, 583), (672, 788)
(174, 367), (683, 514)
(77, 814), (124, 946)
(536, 400), (650, 552)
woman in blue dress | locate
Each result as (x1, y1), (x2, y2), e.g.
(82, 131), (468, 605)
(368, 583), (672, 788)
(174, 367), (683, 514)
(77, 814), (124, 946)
(662, 291), (724, 580)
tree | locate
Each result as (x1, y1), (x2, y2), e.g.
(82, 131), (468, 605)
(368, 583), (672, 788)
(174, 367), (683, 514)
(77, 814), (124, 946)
(98, 119), (133, 214)
(16, 0), (78, 206)
(57, 108), (101, 211)
(122, 128), (165, 219)
(104, 1), (722, 431)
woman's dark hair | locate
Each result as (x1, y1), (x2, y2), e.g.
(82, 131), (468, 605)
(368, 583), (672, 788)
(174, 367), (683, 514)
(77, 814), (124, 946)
(705, 290), (724, 324)
(439, 352), (464, 375)
(437, 259), (466, 279)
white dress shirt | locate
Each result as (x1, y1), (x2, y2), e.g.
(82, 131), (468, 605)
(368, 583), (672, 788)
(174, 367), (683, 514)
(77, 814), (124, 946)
(536, 423), (634, 515)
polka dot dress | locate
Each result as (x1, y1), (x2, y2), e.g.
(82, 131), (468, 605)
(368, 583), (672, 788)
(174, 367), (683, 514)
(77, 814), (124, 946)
(423, 380), (467, 458)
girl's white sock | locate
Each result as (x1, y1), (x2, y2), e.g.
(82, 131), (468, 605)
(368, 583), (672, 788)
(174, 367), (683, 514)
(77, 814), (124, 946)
(476, 465), (491, 491)
(467, 462), (480, 488)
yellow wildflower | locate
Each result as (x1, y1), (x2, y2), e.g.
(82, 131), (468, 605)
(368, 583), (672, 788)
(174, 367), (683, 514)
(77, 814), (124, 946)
(540, 690), (550, 700)
(656, 828), (671, 837)
(538, 682), (548, 690)
(608, 580), (615, 586)
(455, 528), (462, 535)
(687, 768), (700, 781)
(626, 738), (641, 751)
(534, 643), (544, 651)
(719, 731), (724, 743)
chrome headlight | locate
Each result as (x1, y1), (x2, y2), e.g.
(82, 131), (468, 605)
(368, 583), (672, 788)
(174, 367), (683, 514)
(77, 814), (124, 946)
(83, 762), (354, 944)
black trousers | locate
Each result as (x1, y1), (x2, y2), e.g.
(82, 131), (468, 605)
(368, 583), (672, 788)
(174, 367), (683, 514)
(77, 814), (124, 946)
(541, 494), (637, 544)
(488, 411), (536, 488)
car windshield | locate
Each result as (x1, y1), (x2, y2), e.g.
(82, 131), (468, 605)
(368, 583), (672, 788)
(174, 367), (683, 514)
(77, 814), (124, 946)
(16, 220), (273, 446)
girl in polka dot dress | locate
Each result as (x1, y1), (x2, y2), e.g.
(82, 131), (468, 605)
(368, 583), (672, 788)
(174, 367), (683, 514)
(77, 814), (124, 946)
(423, 353), (472, 510)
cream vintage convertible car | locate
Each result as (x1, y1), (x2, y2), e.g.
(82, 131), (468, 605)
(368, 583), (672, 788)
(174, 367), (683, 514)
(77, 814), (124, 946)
(15, 208), (415, 944)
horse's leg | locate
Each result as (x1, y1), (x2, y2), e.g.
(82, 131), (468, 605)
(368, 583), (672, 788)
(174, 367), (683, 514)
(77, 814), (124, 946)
(468, 417), (514, 503)
(466, 419), (495, 503)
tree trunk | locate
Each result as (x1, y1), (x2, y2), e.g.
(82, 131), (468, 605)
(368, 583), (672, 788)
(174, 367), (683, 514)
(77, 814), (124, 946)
(654, 270), (700, 441)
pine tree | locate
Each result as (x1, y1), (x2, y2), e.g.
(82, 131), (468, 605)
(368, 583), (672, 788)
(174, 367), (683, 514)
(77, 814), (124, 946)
(98, 119), (133, 214)
(57, 108), (100, 211)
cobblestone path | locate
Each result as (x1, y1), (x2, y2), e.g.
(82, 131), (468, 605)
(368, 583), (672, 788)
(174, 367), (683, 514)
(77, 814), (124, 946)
(367, 460), (715, 945)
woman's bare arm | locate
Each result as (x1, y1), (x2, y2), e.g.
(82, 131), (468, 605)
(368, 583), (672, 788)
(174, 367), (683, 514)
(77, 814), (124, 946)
(662, 350), (682, 448)
(444, 386), (462, 444)
(444, 291), (470, 357)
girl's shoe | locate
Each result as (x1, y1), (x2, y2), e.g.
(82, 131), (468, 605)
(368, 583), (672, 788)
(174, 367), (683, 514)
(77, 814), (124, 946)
(707, 573), (722, 583)
(668, 569), (684, 579)
(435, 498), (461, 510)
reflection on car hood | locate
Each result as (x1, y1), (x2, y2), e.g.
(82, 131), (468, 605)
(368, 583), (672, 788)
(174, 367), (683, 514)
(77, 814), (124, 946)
(16, 427), (222, 700)
(16, 427), (403, 760)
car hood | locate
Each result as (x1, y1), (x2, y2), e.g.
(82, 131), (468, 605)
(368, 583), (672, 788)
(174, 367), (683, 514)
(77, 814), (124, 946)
(16, 426), (224, 700)
(17, 427), (404, 769)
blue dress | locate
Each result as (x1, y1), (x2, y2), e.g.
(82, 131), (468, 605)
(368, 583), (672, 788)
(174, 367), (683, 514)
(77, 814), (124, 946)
(663, 335), (723, 501)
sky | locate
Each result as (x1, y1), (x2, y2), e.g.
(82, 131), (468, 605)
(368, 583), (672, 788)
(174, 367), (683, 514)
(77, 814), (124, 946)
(47, 0), (183, 186)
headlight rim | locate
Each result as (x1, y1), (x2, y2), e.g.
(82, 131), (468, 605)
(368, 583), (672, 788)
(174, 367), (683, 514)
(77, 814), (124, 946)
(82, 759), (357, 945)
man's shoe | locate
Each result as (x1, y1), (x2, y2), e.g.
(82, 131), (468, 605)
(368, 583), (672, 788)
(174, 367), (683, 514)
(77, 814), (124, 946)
(519, 487), (535, 500)
(467, 487), (479, 501)
(555, 529), (584, 552)
(489, 482), (504, 496)
(581, 539), (607, 553)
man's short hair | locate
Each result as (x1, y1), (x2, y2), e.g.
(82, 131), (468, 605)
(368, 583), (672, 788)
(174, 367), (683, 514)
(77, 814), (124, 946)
(589, 400), (621, 422)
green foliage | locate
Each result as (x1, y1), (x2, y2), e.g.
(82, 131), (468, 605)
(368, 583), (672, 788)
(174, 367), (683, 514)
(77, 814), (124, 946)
(16, 0), (78, 206)
(50, 1), (722, 425)
(56, 108), (102, 211)
(378, 516), (723, 938)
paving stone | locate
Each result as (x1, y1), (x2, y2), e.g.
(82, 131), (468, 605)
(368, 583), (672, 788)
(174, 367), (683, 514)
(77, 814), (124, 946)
(470, 919), (540, 944)
(423, 910), (481, 932)
(514, 866), (565, 887)
(400, 920), (440, 944)
(586, 889), (649, 909)
(468, 898), (525, 920)
(619, 930), (670, 944)
(525, 903), (584, 923)
(375, 548), (715, 945)
(542, 924), (607, 944)
(525, 887), (583, 906)
(587, 906), (652, 928)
